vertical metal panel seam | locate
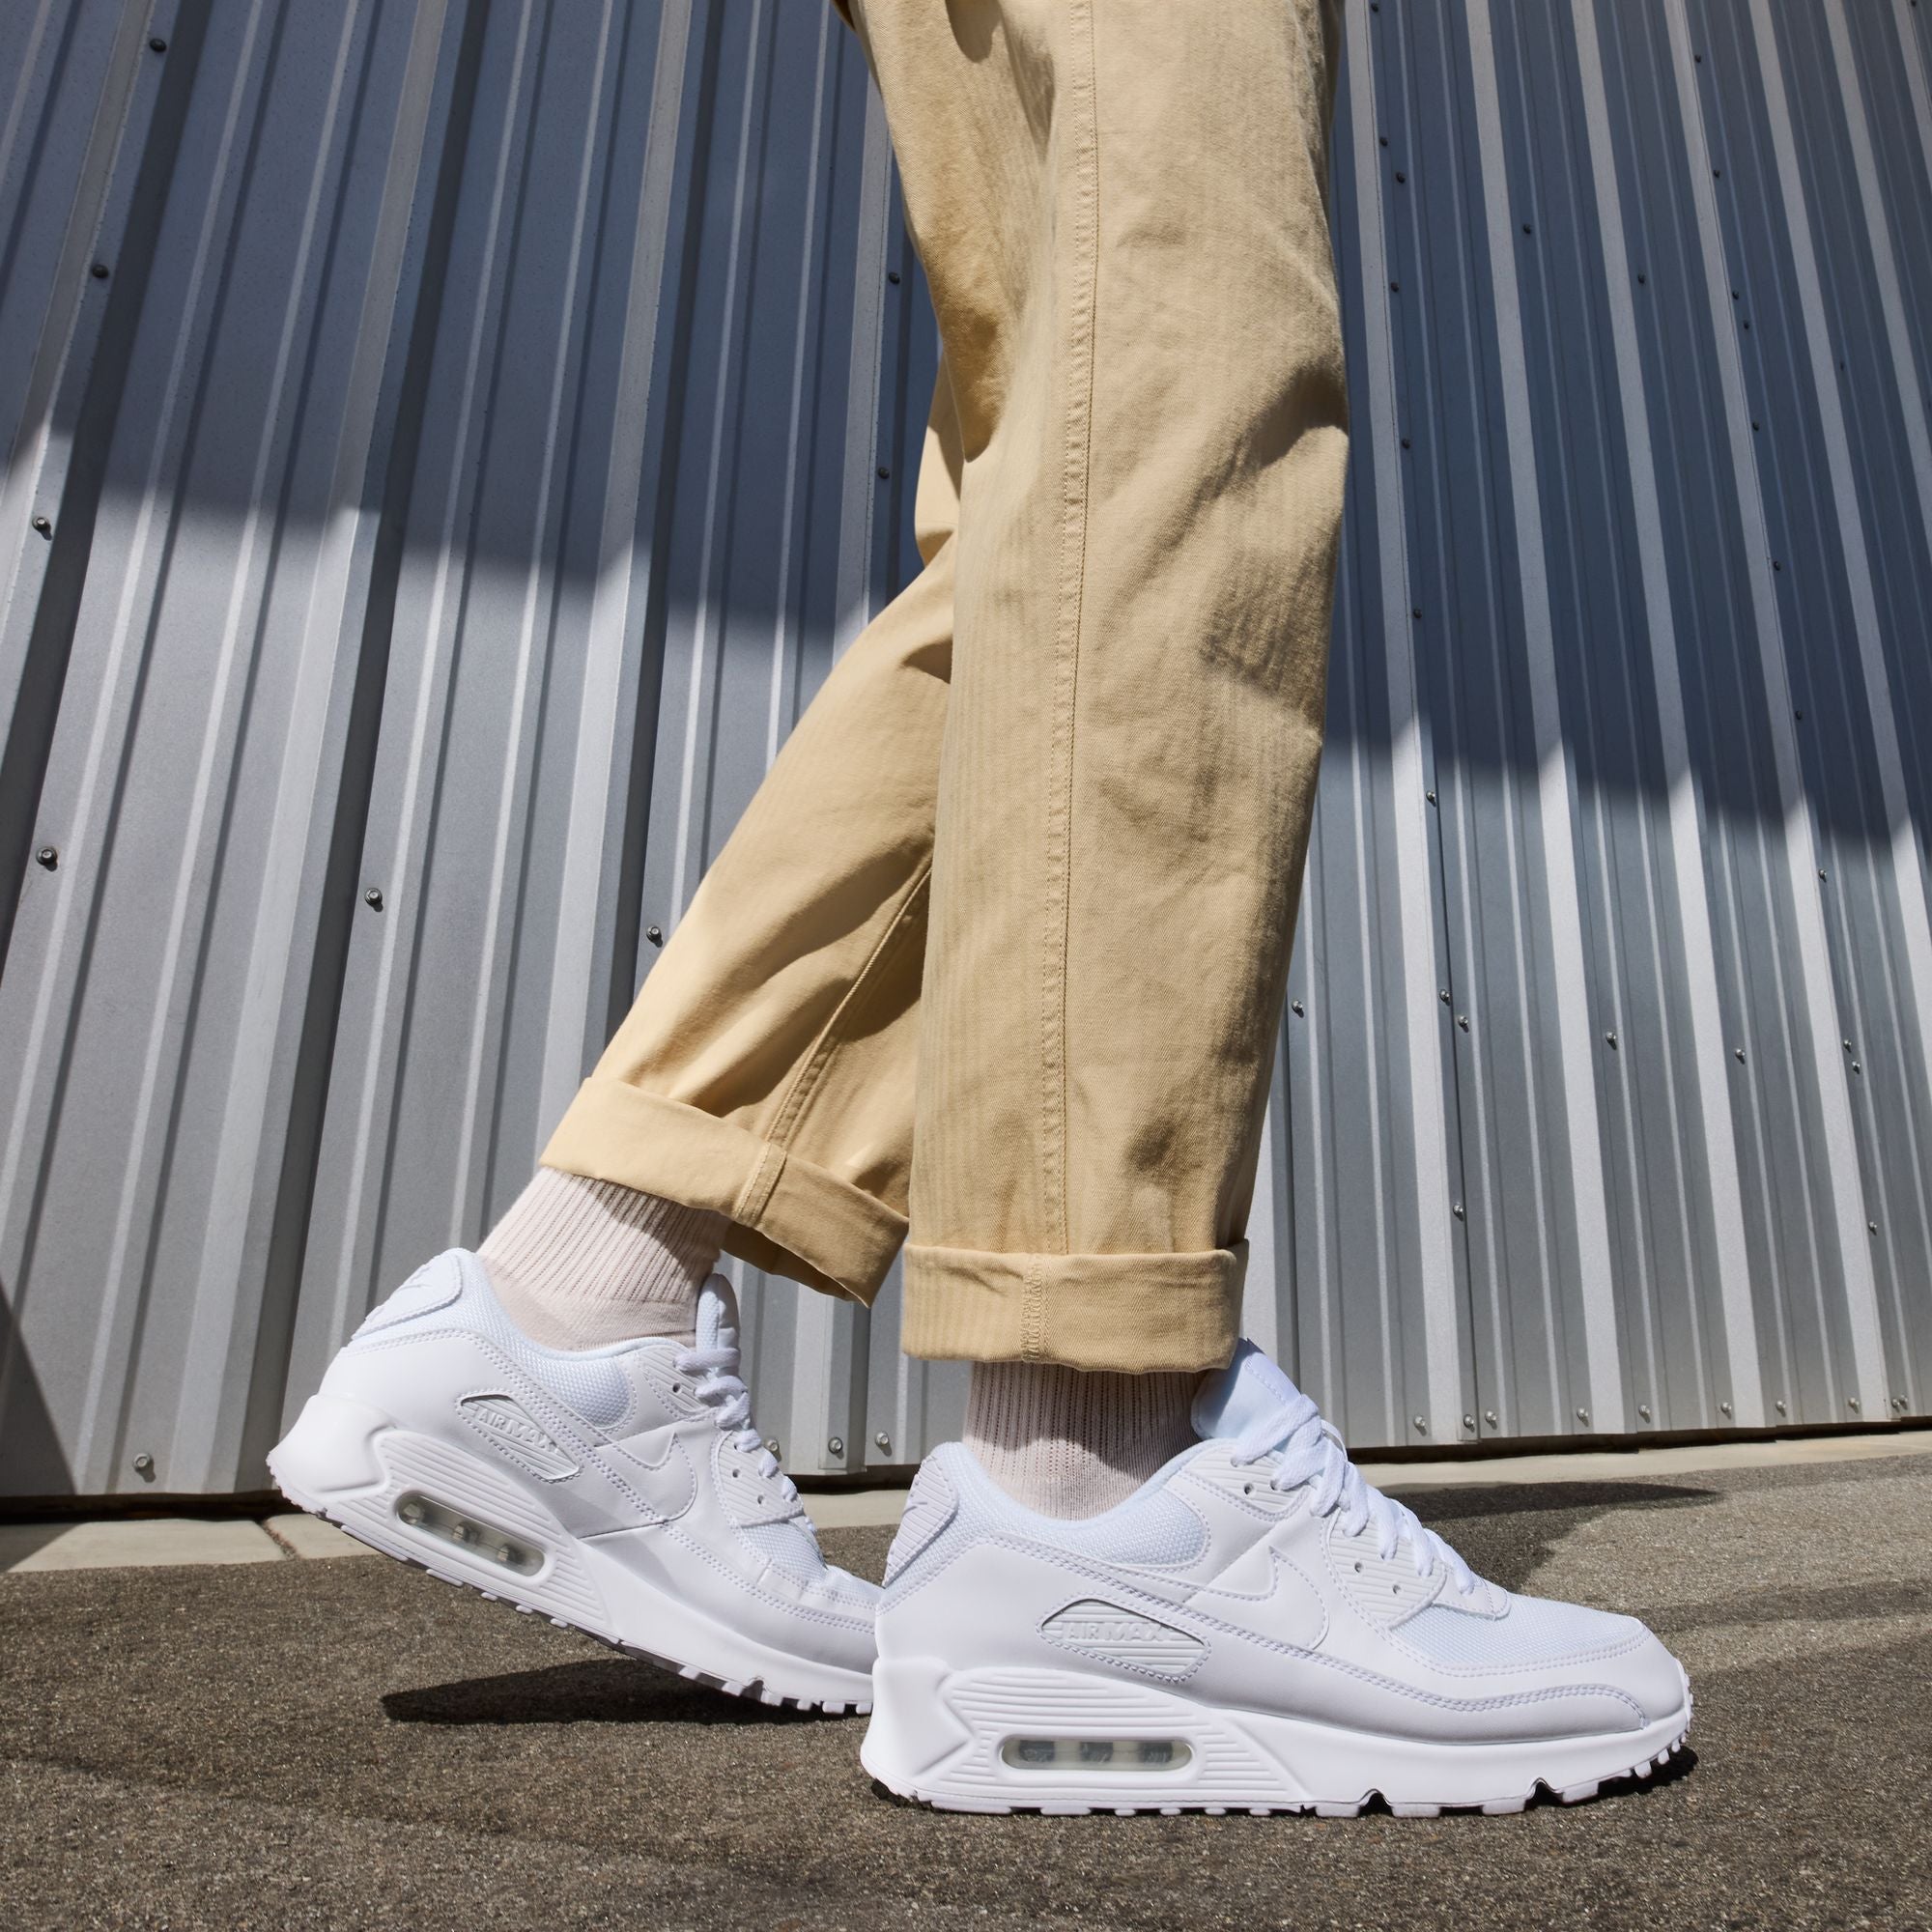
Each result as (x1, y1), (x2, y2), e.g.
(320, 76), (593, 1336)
(1465, 0), (1623, 1430)
(450, 0), (627, 1236)
(1570, 0), (1762, 1423)
(1660, 0), (1886, 1414)
(322, 0), (547, 1345)
(1344, 0), (1460, 1436)
(537, 0), (696, 1133)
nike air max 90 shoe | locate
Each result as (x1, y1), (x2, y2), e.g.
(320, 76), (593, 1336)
(270, 1250), (876, 1712)
(863, 1342), (1690, 1814)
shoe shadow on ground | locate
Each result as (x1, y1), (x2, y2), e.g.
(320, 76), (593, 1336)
(383, 1657), (847, 1727)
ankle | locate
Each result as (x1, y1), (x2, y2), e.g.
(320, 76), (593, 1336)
(479, 1168), (724, 1350)
(963, 1361), (1200, 1520)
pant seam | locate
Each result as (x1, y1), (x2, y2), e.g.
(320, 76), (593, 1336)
(1041, 0), (1101, 1260)
(766, 864), (932, 1151)
(1022, 1254), (1047, 1362)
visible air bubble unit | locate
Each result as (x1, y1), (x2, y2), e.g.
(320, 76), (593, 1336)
(394, 1492), (542, 1575)
(1000, 1738), (1193, 1772)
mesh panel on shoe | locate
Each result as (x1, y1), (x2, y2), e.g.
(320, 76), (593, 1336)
(1398, 1591), (1645, 1667)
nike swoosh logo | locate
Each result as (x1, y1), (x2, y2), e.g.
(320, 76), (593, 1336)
(1109, 1545), (1329, 1653)
(1185, 1547), (1328, 1651)
(602, 1424), (698, 1523)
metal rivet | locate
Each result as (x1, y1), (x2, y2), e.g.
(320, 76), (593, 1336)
(1638, 1404), (1652, 1421)
(1439, 989), (1451, 1004)
(887, 270), (901, 286)
(150, 37), (167, 52)
(1604, 1031), (1618, 1049)
(1772, 559), (1780, 571)
(1775, 1399), (1787, 1414)
(1412, 1415), (1427, 1433)
(1819, 868), (1828, 880)
(1852, 1063), (1861, 1076)
(1576, 1409), (1590, 1425)
(1894, 1397), (1908, 1411)
(1636, 272), (1647, 285)
(1395, 171), (1406, 184)
(1751, 420), (1759, 430)
(874, 1432), (891, 1452)
(1401, 436), (1411, 448)
(1380, 134), (1389, 148)
(32, 516), (51, 538)
(1463, 1414), (1476, 1432)
(1714, 168), (1722, 179)
(1457, 1014), (1469, 1032)
(764, 1437), (781, 1459)
(828, 1436), (844, 1456)
(1484, 1409), (1498, 1427)
(363, 887), (383, 910)
(646, 923), (664, 947)
(91, 262), (110, 280)
(1843, 1038), (1854, 1051)
(1291, 999), (1305, 1016)
(1719, 1401), (1732, 1416)
(1868, 1221), (1878, 1235)
(1411, 607), (1422, 620)
(1425, 788), (1436, 805)
(1390, 279), (1401, 293)
(1848, 1397), (1861, 1412)
(1452, 1203), (1465, 1220)
(132, 1453), (155, 1477)
(1521, 222), (1532, 235)
(876, 466), (891, 481)
(1734, 1046), (1746, 1063)
(1794, 709), (1804, 721)
(35, 845), (58, 870)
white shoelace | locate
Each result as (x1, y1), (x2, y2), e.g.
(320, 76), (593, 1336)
(674, 1341), (802, 1512)
(1233, 1389), (1477, 1596)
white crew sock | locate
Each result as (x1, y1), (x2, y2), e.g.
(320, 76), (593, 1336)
(477, 1168), (725, 1350)
(964, 1361), (1201, 1520)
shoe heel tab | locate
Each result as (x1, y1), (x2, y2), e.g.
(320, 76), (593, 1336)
(883, 1452), (961, 1589)
(351, 1248), (476, 1341)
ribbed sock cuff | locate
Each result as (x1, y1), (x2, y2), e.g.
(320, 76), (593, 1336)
(963, 1360), (1201, 1520)
(478, 1168), (724, 1349)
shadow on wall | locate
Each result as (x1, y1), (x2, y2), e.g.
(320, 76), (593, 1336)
(0, 1281), (72, 1497)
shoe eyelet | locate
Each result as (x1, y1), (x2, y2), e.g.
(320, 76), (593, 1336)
(1353, 1560), (1363, 1573)
(1242, 1483), (1253, 1495)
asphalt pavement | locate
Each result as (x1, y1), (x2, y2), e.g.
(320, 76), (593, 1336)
(4, 1449), (1928, 1930)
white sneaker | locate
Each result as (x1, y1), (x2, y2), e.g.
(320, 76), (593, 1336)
(270, 1250), (876, 1712)
(862, 1342), (1690, 1814)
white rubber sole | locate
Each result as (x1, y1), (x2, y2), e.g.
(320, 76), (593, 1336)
(860, 1659), (1691, 1816)
(269, 1392), (871, 1716)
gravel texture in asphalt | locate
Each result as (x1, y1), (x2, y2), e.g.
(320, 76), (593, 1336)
(4, 1452), (1929, 1930)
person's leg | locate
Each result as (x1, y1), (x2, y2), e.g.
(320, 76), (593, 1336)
(497, 378), (965, 1344)
(848, 1), (1348, 1381)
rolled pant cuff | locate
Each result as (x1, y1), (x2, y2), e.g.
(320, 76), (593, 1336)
(900, 1242), (1247, 1372)
(539, 1078), (905, 1307)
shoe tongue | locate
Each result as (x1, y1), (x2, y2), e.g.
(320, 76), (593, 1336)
(695, 1272), (740, 1355)
(1191, 1339), (1307, 1443)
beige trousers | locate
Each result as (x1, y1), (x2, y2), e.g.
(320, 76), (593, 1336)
(544, 0), (1349, 1374)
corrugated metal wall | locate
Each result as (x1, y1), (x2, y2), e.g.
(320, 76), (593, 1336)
(3, 0), (1927, 1500)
